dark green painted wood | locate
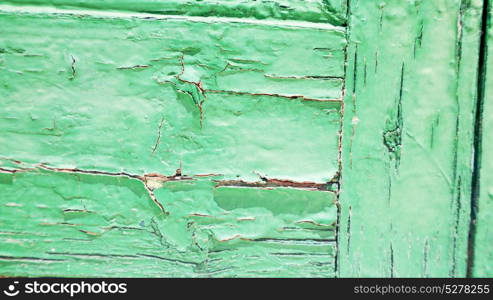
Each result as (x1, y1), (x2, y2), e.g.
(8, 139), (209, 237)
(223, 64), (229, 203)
(471, 0), (493, 278)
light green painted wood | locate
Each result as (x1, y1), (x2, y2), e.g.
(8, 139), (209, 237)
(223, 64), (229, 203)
(0, 10), (344, 183)
(0, 3), (343, 277)
(0, 170), (337, 277)
(337, 0), (484, 277)
(1, 0), (491, 278)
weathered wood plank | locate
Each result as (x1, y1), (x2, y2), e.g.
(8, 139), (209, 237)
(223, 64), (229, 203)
(0, 5), (344, 277)
(337, 0), (484, 277)
(470, 0), (492, 278)
(0, 170), (336, 277)
(0, 10), (344, 183)
(0, 0), (347, 25)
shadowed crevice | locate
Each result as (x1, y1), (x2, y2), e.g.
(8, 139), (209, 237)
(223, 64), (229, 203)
(466, 0), (490, 278)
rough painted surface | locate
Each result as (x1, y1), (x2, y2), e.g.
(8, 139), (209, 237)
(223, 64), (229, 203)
(338, 0), (484, 277)
(1, 1), (491, 278)
(1, 0), (348, 25)
(0, 10), (345, 183)
(0, 4), (344, 277)
(0, 170), (337, 277)
(472, 0), (492, 278)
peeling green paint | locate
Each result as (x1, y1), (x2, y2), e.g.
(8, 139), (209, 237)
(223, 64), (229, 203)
(0, 2), (343, 277)
(0, 10), (344, 183)
(0, 0), (491, 278)
(0, 170), (336, 277)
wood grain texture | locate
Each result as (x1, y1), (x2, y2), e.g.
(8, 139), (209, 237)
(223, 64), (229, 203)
(337, 0), (484, 277)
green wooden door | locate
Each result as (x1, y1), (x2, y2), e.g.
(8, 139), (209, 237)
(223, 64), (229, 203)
(0, 0), (491, 277)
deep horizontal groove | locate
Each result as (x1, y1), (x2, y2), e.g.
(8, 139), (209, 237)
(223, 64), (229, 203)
(0, 255), (65, 262)
(215, 179), (335, 192)
(47, 252), (199, 266)
(0, 160), (339, 192)
(136, 254), (198, 266)
(264, 74), (345, 80)
(0, 162), (197, 182)
(0, 167), (29, 174)
(0, 4), (346, 31)
(282, 226), (334, 232)
(205, 89), (343, 103)
(47, 252), (140, 259)
(270, 252), (331, 256)
(252, 238), (336, 243)
(39, 164), (143, 180)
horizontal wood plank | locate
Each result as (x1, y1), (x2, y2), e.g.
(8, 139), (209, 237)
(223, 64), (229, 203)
(0, 170), (336, 277)
(0, 0), (348, 25)
(0, 10), (344, 183)
(0, 5), (344, 277)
